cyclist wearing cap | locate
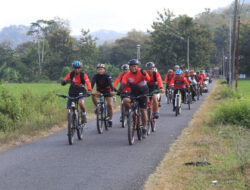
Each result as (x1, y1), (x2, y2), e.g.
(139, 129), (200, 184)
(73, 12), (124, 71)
(170, 69), (190, 111)
(118, 59), (150, 138)
(91, 64), (115, 127)
(145, 62), (164, 119)
(61, 60), (92, 123)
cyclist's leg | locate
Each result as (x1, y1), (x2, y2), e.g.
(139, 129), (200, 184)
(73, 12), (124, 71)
(181, 89), (185, 103)
(138, 96), (148, 138)
(123, 97), (131, 111)
(152, 94), (159, 118)
(105, 96), (113, 120)
(79, 98), (87, 123)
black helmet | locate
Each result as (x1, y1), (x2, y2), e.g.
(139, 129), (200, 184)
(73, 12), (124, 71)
(145, 62), (155, 68)
(128, 59), (140, 65)
(96, 63), (105, 69)
(121, 64), (129, 70)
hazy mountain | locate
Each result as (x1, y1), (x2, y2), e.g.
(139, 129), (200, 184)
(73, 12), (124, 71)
(0, 25), (34, 48)
(90, 29), (126, 45)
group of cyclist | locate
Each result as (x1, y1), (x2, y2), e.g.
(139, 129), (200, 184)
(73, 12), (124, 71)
(61, 60), (208, 139)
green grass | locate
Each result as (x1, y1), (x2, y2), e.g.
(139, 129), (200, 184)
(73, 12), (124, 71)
(238, 80), (250, 97)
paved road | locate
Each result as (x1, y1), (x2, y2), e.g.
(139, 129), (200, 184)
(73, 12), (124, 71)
(0, 83), (214, 190)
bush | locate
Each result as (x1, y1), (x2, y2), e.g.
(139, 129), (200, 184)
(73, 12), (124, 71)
(218, 86), (242, 100)
(212, 99), (250, 128)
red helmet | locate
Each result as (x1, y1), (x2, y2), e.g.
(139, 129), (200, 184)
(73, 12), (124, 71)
(168, 69), (173, 73)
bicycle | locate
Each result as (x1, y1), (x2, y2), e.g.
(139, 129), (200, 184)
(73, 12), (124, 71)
(165, 85), (173, 104)
(127, 95), (146, 145)
(56, 93), (86, 145)
(93, 93), (111, 134)
(195, 84), (200, 100)
(186, 88), (192, 110)
(147, 90), (159, 135)
(175, 89), (182, 116)
(119, 92), (130, 128)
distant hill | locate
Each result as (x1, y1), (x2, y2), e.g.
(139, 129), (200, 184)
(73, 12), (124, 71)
(90, 29), (126, 45)
(0, 25), (34, 48)
(0, 25), (126, 48)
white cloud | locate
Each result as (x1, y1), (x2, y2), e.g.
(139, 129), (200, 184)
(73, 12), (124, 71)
(1, 0), (233, 34)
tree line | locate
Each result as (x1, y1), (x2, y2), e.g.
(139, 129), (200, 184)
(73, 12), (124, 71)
(1, 5), (250, 83)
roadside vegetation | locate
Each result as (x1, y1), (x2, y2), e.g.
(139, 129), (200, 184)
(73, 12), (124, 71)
(0, 83), (120, 148)
(144, 80), (250, 190)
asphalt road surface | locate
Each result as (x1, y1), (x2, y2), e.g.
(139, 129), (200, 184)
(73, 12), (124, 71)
(0, 83), (214, 190)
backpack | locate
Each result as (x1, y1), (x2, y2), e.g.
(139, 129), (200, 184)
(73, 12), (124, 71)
(70, 71), (85, 85)
(153, 71), (157, 82)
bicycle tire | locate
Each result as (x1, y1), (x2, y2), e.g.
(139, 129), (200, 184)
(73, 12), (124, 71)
(137, 108), (142, 141)
(188, 93), (191, 110)
(67, 112), (75, 145)
(128, 111), (135, 145)
(96, 104), (104, 134)
(104, 105), (109, 131)
(147, 107), (151, 136)
(121, 104), (126, 128)
(77, 110), (84, 140)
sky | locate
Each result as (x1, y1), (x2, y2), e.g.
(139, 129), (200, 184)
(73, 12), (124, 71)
(1, 0), (233, 34)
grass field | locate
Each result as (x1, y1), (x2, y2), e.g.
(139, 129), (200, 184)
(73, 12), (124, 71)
(238, 79), (250, 97)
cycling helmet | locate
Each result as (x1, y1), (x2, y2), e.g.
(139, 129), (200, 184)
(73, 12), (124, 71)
(154, 68), (158, 72)
(96, 63), (105, 69)
(128, 59), (140, 65)
(174, 65), (180, 70)
(175, 69), (182, 75)
(168, 69), (173, 73)
(190, 70), (195, 73)
(185, 70), (189, 74)
(72, 61), (82, 68)
(145, 62), (155, 68)
(121, 64), (129, 70)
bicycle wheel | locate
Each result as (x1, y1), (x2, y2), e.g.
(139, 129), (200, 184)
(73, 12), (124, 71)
(104, 105), (109, 131)
(188, 93), (191, 110)
(175, 98), (179, 117)
(121, 104), (127, 128)
(127, 110), (135, 145)
(147, 107), (151, 136)
(96, 104), (104, 134)
(197, 88), (200, 100)
(67, 112), (76, 145)
(77, 110), (84, 140)
(151, 117), (156, 132)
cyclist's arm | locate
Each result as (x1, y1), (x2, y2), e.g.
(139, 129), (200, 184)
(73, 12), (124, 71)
(113, 75), (121, 88)
(83, 74), (92, 91)
(156, 72), (163, 89)
(61, 72), (71, 85)
(184, 77), (190, 87)
(164, 75), (168, 84)
(141, 70), (150, 81)
(107, 75), (115, 91)
(91, 75), (96, 89)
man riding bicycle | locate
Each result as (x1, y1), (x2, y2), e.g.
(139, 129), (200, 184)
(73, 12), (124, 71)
(91, 64), (115, 127)
(113, 64), (131, 122)
(118, 59), (150, 138)
(145, 62), (164, 119)
(164, 69), (174, 101)
(170, 69), (190, 111)
(61, 61), (92, 123)
(188, 70), (197, 101)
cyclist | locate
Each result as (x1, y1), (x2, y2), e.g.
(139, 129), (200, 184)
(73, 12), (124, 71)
(170, 69), (190, 111)
(188, 70), (197, 101)
(61, 61), (92, 123)
(91, 64), (115, 127)
(164, 69), (174, 101)
(174, 65), (180, 72)
(113, 64), (131, 121)
(118, 59), (150, 138)
(145, 62), (164, 119)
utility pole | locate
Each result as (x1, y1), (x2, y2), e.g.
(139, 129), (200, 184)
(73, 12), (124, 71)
(136, 44), (141, 61)
(231, 0), (238, 87)
(187, 37), (190, 70)
(229, 18), (232, 85)
(235, 16), (240, 90)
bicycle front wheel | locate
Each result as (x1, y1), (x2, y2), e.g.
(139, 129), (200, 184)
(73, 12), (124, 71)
(121, 104), (127, 128)
(127, 111), (135, 145)
(147, 108), (151, 136)
(68, 112), (76, 145)
(96, 104), (104, 134)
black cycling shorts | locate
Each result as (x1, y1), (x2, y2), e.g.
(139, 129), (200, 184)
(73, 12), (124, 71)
(136, 96), (147, 109)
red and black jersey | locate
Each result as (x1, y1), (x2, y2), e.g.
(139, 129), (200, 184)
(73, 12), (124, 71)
(113, 73), (131, 92)
(170, 74), (190, 89)
(63, 72), (92, 91)
(91, 73), (114, 93)
(147, 71), (163, 89)
(164, 73), (175, 85)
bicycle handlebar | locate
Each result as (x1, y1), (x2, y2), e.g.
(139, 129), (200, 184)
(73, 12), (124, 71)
(56, 93), (86, 100)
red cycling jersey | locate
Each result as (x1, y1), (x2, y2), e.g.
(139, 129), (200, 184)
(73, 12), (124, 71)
(170, 74), (190, 89)
(121, 69), (150, 87)
(147, 72), (163, 89)
(164, 73), (175, 85)
(113, 73), (131, 92)
(63, 72), (92, 91)
(198, 74), (204, 83)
